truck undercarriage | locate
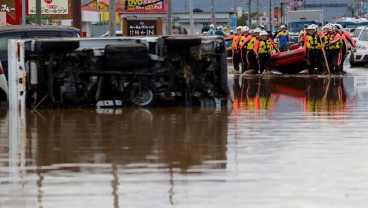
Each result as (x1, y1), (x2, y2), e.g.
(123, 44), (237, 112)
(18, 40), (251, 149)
(15, 36), (228, 108)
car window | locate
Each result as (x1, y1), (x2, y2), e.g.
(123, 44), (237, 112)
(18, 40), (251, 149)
(354, 29), (362, 37)
(26, 31), (61, 38)
(359, 30), (368, 41)
(0, 32), (25, 56)
(60, 31), (77, 37)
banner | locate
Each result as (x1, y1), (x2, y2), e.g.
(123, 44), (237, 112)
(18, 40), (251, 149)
(120, 0), (167, 13)
(28, 0), (69, 15)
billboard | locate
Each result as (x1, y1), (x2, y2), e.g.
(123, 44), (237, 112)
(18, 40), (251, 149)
(120, 0), (167, 13)
(28, 0), (69, 15)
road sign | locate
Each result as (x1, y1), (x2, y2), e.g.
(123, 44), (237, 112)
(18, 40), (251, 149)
(288, 0), (304, 7)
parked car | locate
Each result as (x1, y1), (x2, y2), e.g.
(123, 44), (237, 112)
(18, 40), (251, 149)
(350, 26), (368, 67)
(0, 25), (80, 105)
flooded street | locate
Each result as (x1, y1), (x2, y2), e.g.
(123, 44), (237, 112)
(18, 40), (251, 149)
(2, 61), (368, 207)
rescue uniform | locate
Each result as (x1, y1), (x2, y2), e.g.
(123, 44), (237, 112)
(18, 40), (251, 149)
(240, 35), (259, 72)
(298, 30), (307, 47)
(254, 38), (278, 74)
(323, 32), (343, 74)
(232, 34), (242, 71)
(239, 34), (250, 72)
(275, 30), (291, 52)
(304, 32), (324, 74)
(339, 30), (356, 71)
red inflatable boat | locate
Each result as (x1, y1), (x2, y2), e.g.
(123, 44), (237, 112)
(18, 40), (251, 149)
(271, 47), (306, 73)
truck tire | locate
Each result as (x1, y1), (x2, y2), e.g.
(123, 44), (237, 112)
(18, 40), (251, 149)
(165, 37), (202, 47)
(126, 82), (159, 107)
(33, 40), (80, 53)
(105, 44), (148, 70)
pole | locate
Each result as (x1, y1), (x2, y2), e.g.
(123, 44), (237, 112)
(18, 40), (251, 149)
(268, 0), (272, 31)
(211, 0), (215, 25)
(72, 0), (82, 36)
(109, 0), (116, 36)
(21, 0), (26, 25)
(256, 0), (259, 26)
(167, 0), (172, 35)
(248, 0), (251, 27)
(189, 0), (194, 34)
(36, 0), (41, 25)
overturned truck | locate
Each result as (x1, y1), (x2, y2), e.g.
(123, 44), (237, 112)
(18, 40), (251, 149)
(8, 35), (228, 108)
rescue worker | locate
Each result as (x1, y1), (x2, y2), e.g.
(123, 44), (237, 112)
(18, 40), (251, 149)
(275, 25), (291, 52)
(259, 25), (265, 31)
(322, 24), (343, 74)
(298, 24), (308, 47)
(232, 26), (243, 73)
(240, 28), (261, 73)
(254, 31), (278, 74)
(239, 26), (250, 72)
(223, 27), (229, 37)
(334, 24), (356, 72)
(304, 24), (324, 74)
(215, 26), (224, 36)
(208, 24), (215, 36)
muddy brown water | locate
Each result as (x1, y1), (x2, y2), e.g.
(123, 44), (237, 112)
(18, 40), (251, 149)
(2, 63), (368, 207)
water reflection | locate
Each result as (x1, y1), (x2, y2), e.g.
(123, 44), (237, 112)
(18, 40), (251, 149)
(27, 108), (228, 170)
(2, 107), (229, 208)
(232, 76), (351, 115)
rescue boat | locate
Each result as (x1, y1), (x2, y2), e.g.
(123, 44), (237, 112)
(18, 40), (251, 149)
(271, 47), (306, 73)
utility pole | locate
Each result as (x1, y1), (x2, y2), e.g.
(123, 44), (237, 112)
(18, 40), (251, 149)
(233, 0), (237, 16)
(211, 0), (215, 25)
(72, 0), (82, 36)
(248, 0), (251, 27)
(268, 0), (272, 31)
(189, 0), (194, 34)
(21, 0), (26, 25)
(109, 0), (116, 36)
(36, 0), (41, 25)
(167, 0), (172, 35)
(256, 0), (259, 26)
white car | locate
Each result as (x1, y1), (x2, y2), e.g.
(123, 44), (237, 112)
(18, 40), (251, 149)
(0, 60), (8, 106)
(350, 26), (368, 67)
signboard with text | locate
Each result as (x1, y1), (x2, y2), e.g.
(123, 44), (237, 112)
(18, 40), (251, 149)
(127, 20), (157, 36)
(119, 0), (167, 13)
(28, 0), (69, 15)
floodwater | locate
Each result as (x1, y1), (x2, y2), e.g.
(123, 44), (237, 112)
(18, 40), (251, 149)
(2, 62), (368, 207)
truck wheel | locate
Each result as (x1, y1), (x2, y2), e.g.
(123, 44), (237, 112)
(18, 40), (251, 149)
(165, 37), (202, 47)
(126, 82), (159, 107)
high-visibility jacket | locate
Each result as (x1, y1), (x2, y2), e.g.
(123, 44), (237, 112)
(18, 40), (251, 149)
(254, 38), (278, 55)
(324, 33), (342, 50)
(232, 35), (241, 49)
(238, 34), (250, 48)
(305, 33), (322, 49)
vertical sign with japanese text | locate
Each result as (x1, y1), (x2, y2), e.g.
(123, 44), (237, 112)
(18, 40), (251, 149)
(127, 20), (157, 36)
